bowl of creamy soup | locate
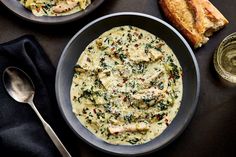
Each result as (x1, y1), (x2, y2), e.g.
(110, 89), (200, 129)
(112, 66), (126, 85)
(1, 0), (104, 24)
(56, 12), (200, 155)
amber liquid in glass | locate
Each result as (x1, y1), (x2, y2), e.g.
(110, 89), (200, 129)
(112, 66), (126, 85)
(221, 45), (236, 76)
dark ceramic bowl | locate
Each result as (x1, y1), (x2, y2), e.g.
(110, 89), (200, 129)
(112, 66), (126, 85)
(55, 12), (200, 156)
(1, 0), (104, 24)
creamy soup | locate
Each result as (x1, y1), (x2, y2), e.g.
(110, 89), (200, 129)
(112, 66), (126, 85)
(20, 0), (91, 16)
(70, 26), (183, 145)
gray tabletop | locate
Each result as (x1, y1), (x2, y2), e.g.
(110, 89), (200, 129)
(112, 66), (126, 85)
(0, 0), (235, 157)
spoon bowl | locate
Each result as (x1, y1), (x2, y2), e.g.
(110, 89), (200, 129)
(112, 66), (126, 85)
(3, 67), (35, 103)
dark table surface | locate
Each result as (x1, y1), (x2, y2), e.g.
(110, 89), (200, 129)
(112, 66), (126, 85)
(0, 0), (235, 157)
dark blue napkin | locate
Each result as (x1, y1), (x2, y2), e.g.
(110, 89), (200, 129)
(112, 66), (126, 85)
(0, 35), (78, 157)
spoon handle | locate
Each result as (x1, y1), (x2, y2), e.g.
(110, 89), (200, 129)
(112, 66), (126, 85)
(29, 101), (71, 157)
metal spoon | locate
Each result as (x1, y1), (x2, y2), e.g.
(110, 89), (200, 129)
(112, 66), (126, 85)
(2, 66), (71, 157)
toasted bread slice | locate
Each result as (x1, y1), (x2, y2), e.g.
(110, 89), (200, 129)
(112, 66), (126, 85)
(159, 0), (229, 48)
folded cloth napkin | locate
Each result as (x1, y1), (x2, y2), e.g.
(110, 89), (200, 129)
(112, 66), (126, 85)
(0, 35), (78, 157)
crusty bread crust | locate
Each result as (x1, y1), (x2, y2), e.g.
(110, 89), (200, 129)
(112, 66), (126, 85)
(159, 0), (229, 48)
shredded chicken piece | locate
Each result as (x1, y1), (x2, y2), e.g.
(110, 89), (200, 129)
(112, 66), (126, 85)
(131, 87), (166, 100)
(53, 0), (78, 13)
(108, 122), (149, 134)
